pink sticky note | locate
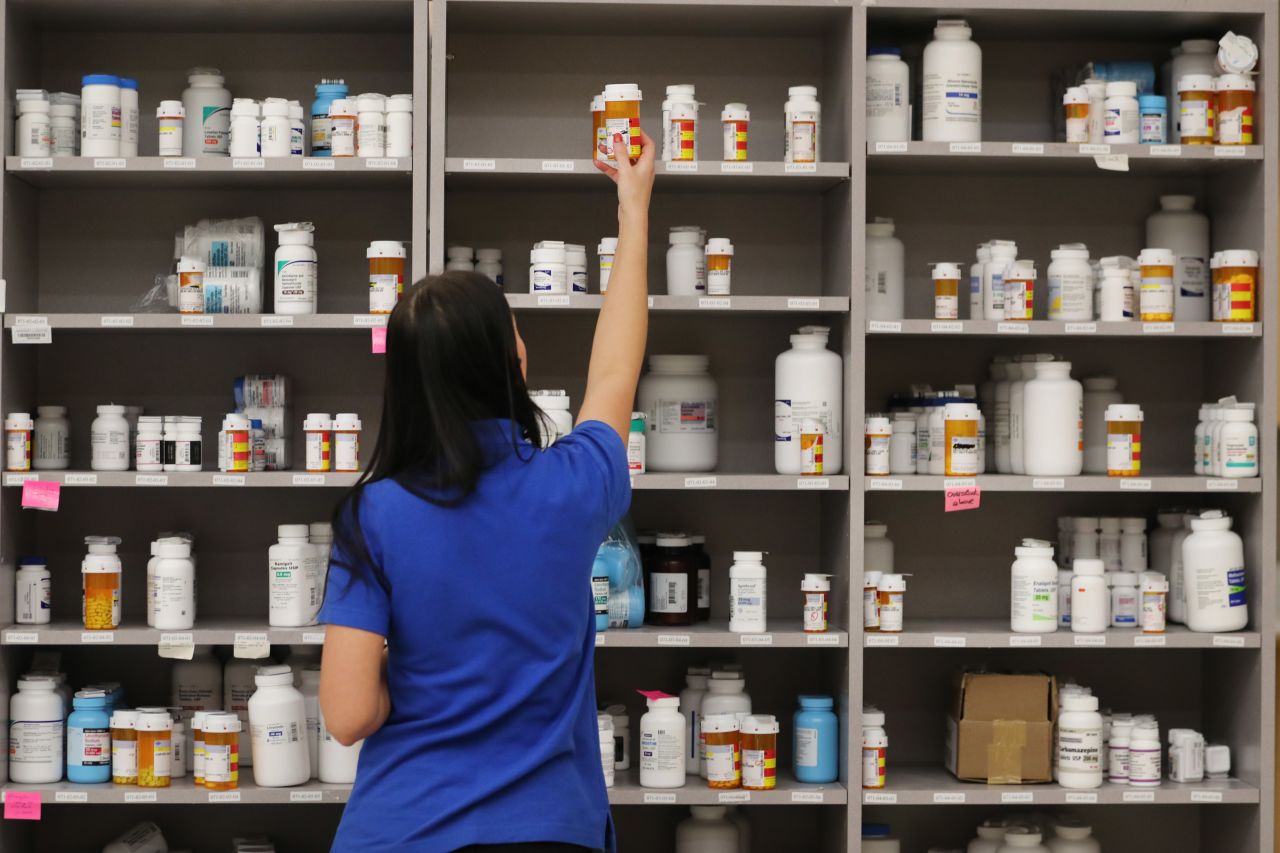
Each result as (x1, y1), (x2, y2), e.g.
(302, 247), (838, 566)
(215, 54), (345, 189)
(371, 326), (387, 354)
(4, 791), (40, 820)
(636, 690), (676, 701)
(20, 480), (60, 512)
(944, 485), (981, 512)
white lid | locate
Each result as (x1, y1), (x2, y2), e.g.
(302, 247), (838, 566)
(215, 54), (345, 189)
(1105, 403), (1143, 422)
(645, 695), (679, 709)
(648, 354), (710, 374)
(230, 98), (259, 117)
(222, 413), (250, 429)
(50, 103), (76, 116)
(1007, 259), (1036, 279)
(289, 100), (304, 118)
(97, 404), (126, 415)
(177, 256), (206, 273)
(261, 98), (289, 118)
(329, 98), (355, 115)
(732, 551), (764, 563)
(1138, 248), (1175, 267)
(367, 240), (406, 259)
(865, 521), (888, 537)
(721, 102), (750, 122)
(866, 219), (895, 237)
(930, 262), (962, 279)
(565, 243), (588, 261)
(1073, 558), (1105, 576)
(669, 100), (697, 120)
(111, 709), (139, 728)
(598, 237), (618, 253)
(204, 712), (241, 734)
(530, 246), (565, 263)
(988, 239), (1017, 258)
(877, 573), (906, 592)
(701, 713), (740, 733)
(1216, 73), (1256, 92)
(656, 535), (691, 547)
(669, 230), (701, 246)
(788, 85), (818, 98)
(1062, 695), (1101, 713)
(943, 402), (979, 420)
(4, 412), (32, 429)
(157, 541), (192, 559)
(1219, 249), (1259, 267)
(802, 573), (831, 591)
(665, 84), (696, 98)
(135, 711), (173, 732)
(1051, 244), (1090, 260)
(1121, 516), (1146, 531)
(17, 99), (49, 114)
(334, 413), (361, 430)
(864, 570), (883, 588)
(1222, 406), (1255, 423)
(1111, 571), (1138, 586)
(590, 93), (604, 111)
(304, 413), (333, 430)
(1002, 827), (1043, 847)
(279, 523), (310, 539)
(476, 248), (502, 261)
(706, 238), (734, 256)
(603, 83), (642, 102)
(1063, 87), (1090, 105)
(530, 390), (570, 410)
(740, 714), (779, 735)
(386, 94), (413, 112)
(862, 707), (886, 726)
(933, 18), (972, 39)
(865, 416), (890, 432)
(255, 664), (294, 686)
(187, 66), (225, 83)
(357, 93), (387, 112)
(274, 222), (315, 245)
(1015, 538), (1054, 558)
(1178, 74), (1216, 92)
(1105, 80), (1138, 97)
(1218, 32), (1259, 74)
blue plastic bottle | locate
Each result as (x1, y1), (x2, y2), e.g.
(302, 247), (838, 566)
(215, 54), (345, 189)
(67, 689), (112, 783)
(310, 79), (349, 156)
(794, 694), (838, 783)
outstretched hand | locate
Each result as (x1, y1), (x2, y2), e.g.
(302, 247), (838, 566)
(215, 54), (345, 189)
(593, 129), (656, 220)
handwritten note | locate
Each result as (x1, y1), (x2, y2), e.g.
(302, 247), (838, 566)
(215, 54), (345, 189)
(20, 480), (60, 511)
(945, 485), (981, 512)
(4, 791), (40, 820)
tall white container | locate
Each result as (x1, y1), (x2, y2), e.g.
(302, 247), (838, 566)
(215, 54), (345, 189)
(1070, 559), (1108, 633)
(866, 48), (910, 143)
(865, 219), (904, 320)
(1081, 377), (1122, 474)
(1008, 355), (1050, 476)
(152, 540), (195, 631)
(248, 664), (311, 786)
(676, 806), (739, 853)
(667, 227), (706, 295)
(182, 67), (232, 156)
(1023, 361), (1083, 476)
(297, 664), (321, 777)
(638, 694), (685, 788)
(1049, 818), (1101, 853)
(922, 19), (982, 142)
(1146, 195), (1210, 321)
(1047, 244), (1094, 321)
(1011, 539), (1058, 633)
(274, 222), (318, 314)
(775, 326), (843, 475)
(1169, 40), (1218, 140)
(1057, 693), (1103, 789)
(678, 666), (710, 775)
(268, 524), (322, 627)
(1182, 510), (1248, 632)
(9, 676), (64, 783)
(637, 355), (718, 472)
(864, 522), (894, 573)
(318, 703), (362, 783)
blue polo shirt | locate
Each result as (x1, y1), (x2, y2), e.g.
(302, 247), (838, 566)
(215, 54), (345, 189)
(319, 419), (629, 853)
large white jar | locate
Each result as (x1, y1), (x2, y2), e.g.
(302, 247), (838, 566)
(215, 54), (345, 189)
(775, 325), (843, 474)
(1146, 195), (1210, 321)
(866, 48), (910, 143)
(638, 355), (718, 472)
(1023, 361), (1083, 476)
(1169, 40), (1218, 141)
(1182, 510), (1247, 633)
(865, 219), (905, 320)
(248, 664), (311, 786)
(922, 19), (982, 142)
(1081, 377), (1122, 474)
(676, 806), (739, 853)
(181, 67), (232, 157)
(667, 227), (706, 296)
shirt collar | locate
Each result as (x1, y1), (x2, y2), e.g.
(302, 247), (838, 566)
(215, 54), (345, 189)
(473, 418), (531, 456)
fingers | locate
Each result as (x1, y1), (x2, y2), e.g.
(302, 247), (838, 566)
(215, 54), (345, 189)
(634, 128), (657, 164)
(610, 132), (632, 174)
(592, 157), (619, 182)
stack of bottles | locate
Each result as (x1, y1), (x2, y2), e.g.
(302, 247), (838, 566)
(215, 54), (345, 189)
(663, 226), (735, 297)
(962, 816), (1103, 853)
(1195, 397), (1259, 477)
(227, 374), (292, 471)
(527, 240), (589, 294)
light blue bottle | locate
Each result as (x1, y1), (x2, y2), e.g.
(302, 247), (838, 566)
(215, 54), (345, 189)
(310, 79), (349, 156)
(1138, 94), (1168, 144)
(794, 694), (838, 783)
(67, 689), (111, 783)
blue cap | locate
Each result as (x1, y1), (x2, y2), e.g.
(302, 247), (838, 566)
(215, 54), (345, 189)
(798, 694), (834, 709)
(18, 556), (47, 567)
(251, 419), (263, 429)
(862, 824), (892, 839)
(316, 81), (348, 94)
(82, 74), (120, 86)
(118, 77), (138, 90)
(868, 47), (902, 57)
(1138, 94), (1167, 108)
(72, 691), (108, 708)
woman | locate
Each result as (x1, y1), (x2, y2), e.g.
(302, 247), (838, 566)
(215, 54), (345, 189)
(318, 129), (656, 853)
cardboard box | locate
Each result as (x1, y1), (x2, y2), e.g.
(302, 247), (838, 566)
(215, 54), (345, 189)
(945, 671), (1057, 783)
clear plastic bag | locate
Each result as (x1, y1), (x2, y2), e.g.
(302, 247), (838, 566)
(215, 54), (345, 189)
(180, 217), (264, 314)
(595, 517), (645, 629)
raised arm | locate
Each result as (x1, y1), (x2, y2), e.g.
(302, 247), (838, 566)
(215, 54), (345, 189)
(578, 129), (656, 441)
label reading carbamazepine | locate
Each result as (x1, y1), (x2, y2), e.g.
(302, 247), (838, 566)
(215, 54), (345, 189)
(649, 572), (688, 614)
(1058, 725), (1102, 771)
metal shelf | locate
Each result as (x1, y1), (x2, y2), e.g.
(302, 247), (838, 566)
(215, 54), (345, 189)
(863, 475), (1262, 494)
(509, 295), (850, 314)
(633, 473), (848, 491)
(1, 471), (359, 488)
(0, 621), (325, 648)
(5, 314), (389, 334)
(596, 621), (847, 649)
(862, 765), (1259, 806)
(607, 769), (846, 806)
(861, 620), (1260, 650)
(0, 780), (352, 805)
(445, 158), (851, 191)
(866, 319), (1261, 338)
(866, 141), (1263, 176)
(4, 156), (411, 188)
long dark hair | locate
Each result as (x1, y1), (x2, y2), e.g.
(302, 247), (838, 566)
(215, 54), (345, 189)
(329, 272), (546, 592)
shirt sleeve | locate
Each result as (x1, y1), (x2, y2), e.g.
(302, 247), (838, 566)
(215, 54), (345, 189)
(319, 493), (391, 638)
(554, 419), (632, 528)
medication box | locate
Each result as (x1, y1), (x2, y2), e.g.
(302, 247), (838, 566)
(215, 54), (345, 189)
(945, 672), (1057, 783)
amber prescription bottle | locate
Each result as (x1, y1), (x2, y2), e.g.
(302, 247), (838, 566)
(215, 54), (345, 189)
(1218, 250), (1258, 322)
(1177, 74), (1215, 144)
(1215, 74), (1255, 145)
(943, 402), (980, 477)
(590, 92), (605, 160)
(931, 262), (961, 320)
(1003, 260), (1036, 321)
(1138, 248), (1175, 322)
(876, 574), (906, 633)
(1105, 404), (1143, 478)
(202, 712), (241, 790)
(645, 535), (696, 627)
(741, 715), (779, 791)
(135, 710), (172, 788)
(601, 83), (642, 164)
(702, 713), (742, 789)
(191, 710), (208, 786)
(82, 544), (121, 631)
(111, 709), (139, 784)
(705, 238), (733, 297)
(721, 103), (749, 161)
(368, 240), (406, 315)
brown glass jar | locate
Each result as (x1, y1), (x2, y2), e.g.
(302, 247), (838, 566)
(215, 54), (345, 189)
(645, 535), (696, 626)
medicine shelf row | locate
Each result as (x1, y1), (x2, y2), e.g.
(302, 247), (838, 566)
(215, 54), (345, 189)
(0, 471), (852, 491)
(862, 766), (1259, 807)
(860, 621), (1261, 650)
(0, 771), (848, 807)
(444, 158), (851, 191)
(866, 320), (1262, 338)
(863, 475), (1262, 493)
(2, 155), (413, 188)
(865, 142), (1263, 176)
(0, 621), (850, 650)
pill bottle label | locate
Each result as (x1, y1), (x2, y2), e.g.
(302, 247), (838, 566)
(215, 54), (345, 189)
(591, 574), (609, 619)
(723, 121), (747, 161)
(204, 743), (235, 782)
(137, 437), (162, 467)
(270, 558), (321, 615)
(330, 117), (356, 156)
(113, 740), (137, 777)
(83, 102), (119, 142)
(935, 292), (958, 320)
(312, 115), (333, 153)
(795, 727), (818, 768)
(1218, 105), (1253, 144)
(878, 592), (903, 632)
(91, 427), (129, 464)
(946, 434), (978, 475)
(862, 745), (885, 788)
(6, 430), (29, 470)
(803, 593), (828, 632)
(863, 587), (879, 629)
(1108, 745), (1129, 781)
(1141, 277), (1174, 316)
(706, 266), (731, 296)
(669, 119), (695, 161)
(1012, 576), (1057, 626)
(277, 258), (317, 307)
(1223, 434), (1257, 472)
(155, 573), (193, 620)
(10, 720), (62, 766)
(599, 255), (614, 292)
(1140, 592), (1166, 632)
(1107, 432), (1140, 473)
(657, 400), (716, 434)
(604, 116), (640, 161)
(790, 119), (817, 163)
(649, 572), (688, 614)
(70, 726), (111, 767)
(1140, 113), (1165, 143)
(1180, 101), (1212, 138)
(866, 434), (890, 474)
(1128, 746), (1160, 783)
(530, 267), (556, 293)
(1066, 115), (1089, 143)
(305, 432), (331, 472)
(1113, 592), (1138, 626)
(369, 273), (401, 313)
(705, 742), (740, 783)
(800, 431), (824, 475)
(174, 683), (219, 712)
(1058, 583), (1072, 626)
(335, 432), (360, 471)
(570, 270), (588, 294)
(179, 279), (204, 314)
(729, 578), (766, 628)
(150, 739), (172, 778)
(1058, 725), (1102, 772)
(742, 746), (776, 789)
(1104, 106), (1137, 139)
(639, 723), (682, 775)
(626, 431), (645, 472)
(175, 439), (201, 467)
(1049, 270), (1093, 319)
(697, 569), (710, 610)
(1005, 280), (1033, 320)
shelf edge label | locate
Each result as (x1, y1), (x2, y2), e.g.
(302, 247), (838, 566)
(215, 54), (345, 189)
(1143, 322), (1175, 334)
(698, 297), (731, 309)
(291, 790), (324, 802)
(54, 791), (88, 802)
(717, 791), (750, 803)
(93, 158), (126, 170)
(657, 634), (691, 646)
(158, 633), (196, 660)
(233, 632), (271, 659)
(1064, 322), (1096, 334)
(720, 161), (753, 173)
(208, 791), (241, 802)
(364, 157), (400, 169)
(181, 315), (214, 326)
(81, 631), (114, 644)
(683, 476), (717, 489)
(863, 792), (897, 804)
(462, 158), (495, 171)
(867, 478), (902, 490)
(261, 315), (294, 327)
(1205, 479), (1238, 491)
(806, 633), (840, 646)
(1150, 145), (1181, 157)
(1119, 479), (1152, 491)
(1123, 790), (1156, 802)
(1190, 790), (1224, 802)
(302, 631), (326, 644)
(740, 634), (773, 646)
(997, 322), (1030, 334)
(1011, 143), (1044, 155)
(933, 636), (966, 648)
(933, 792), (966, 803)
(124, 791), (157, 802)
(796, 478), (829, 490)
(292, 474), (325, 485)
(135, 474), (168, 486)
(1213, 146), (1246, 157)
(948, 142), (981, 154)
(1066, 792), (1098, 803)
(1001, 792), (1034, 803)
(302, 158), (335, 170)
(786, 297), (820, 310)
(1213, 635), (1245, 647)
(643, 792), (678, 804)
(665, 161), (698, 172)
(1008, 635), (1042, 647)
(541, 159), (575, 172)
(1221, 323), (1255, 335)
(163, 158), (197, 169)
(865, 634), (899, 647)
(784, 162), (817, 173)
(1133, 635), (1166, 647)
(1032, 478), (1065, 490)
(1073, 634), (1106, 646)
(930, 321), (963, 333)
(19, 157), (52, 169)
(4, 631), (38, 644)
(232, 158), (265, 169)
(791, 791), (824, 803)
(868, 320), (901, 332)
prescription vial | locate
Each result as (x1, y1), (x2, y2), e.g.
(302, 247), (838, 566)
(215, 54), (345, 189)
(876, 574), (906, 632)
(1103, 81), (1139, 143)
(5, 412), (33, 472)
(1069, 559), (1107, 633)
(863, 570), (882, 631)
(638, 355), (718, 472)
(178, 256), (206, 314)
(1137, 248), (1174, 320)
(1011, 539), (1057, 633)
(1178, 74), (1215, 143)
(865, 218), (905, 321)
(1063, 87), (1090, 143)
(1003, 259), (1035, 321)
(728, 552), (767, 634)
(80, 74), (121, 157)
(865, 415), (891, 475)
(182, 67), (231, 156)
(529, 244), (568, 294)
(249, 665), (311, 786)
(598, 238), (617, 292)
(1104, 403), (1143, 477)
(646, 535), (696, 626)
(566, 243), (589, 293)
(801, 573), (830, 633)
(668, 100), (697, 162)
(135, 416), (163, 472)
(82, 536), (122, 630)
(705, 238), (733, 296)
(784, 85), (821, 163)
(229, 98), (261, 157)
(866, 49), (910, 143)
(861, 708), (887, 788)
(367, 240), (407, 313)
(304, 413), (333, 472)
(328, 99), (357, 157)
(386, 94), (412, 157)
(111, 709), (139, 784)
(590, 92), (605, 159)
(740, 715), (778, 790)
(15, 557), (50, 624)
(690, 534), (711, 621)
(943, 402), (979, 476)
(1139, 94), (1167, 143)
(721, 103), (749, 161)
(1128, 722), (1162, 786)
(1047, 244), (1093, 321)
(270, 524), (322, 627)
(922, 20), (981, 143)
(16, 98), (52, 156)
(91, 404), (130, 471)
(889, 413), (916, 473)
(702, 713), (741, 789)
(1217, 249), (1258, 322)
(332, 412), (361, 471)
(475, 248), (503, 286)
(273, 222), (318, 314)
(260, 98), (291, 157)
(356, 92), (388, 157)
(627, 412), (646, 473)
(220, 413), (250, 472)
(10, 676), (64, 783)
(638, 693), (684, 788)
(446, 245), (476, 272)
(667, 226), (706, 295)
(50, 103), (76, 156)
(699, 675), (751, 776)
(135, 710), (172, 788)
(1215, 74), (1254, 145)
(602, 83), (642, 164)
(931, 262), (961, 320)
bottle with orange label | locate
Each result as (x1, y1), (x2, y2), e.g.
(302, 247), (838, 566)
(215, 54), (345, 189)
(601, 83), (642, 164)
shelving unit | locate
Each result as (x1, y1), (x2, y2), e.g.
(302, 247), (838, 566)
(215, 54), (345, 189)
(0, 0), (1269, 851)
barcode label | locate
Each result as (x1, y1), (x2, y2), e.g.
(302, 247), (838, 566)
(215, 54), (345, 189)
(867, 478), (902, 490)
(19, 158), (52, 169)
(720, 161), (752, 173)
(135, 474), (168, 486)
(934, 636), (966, 648)
(541, 160), (575, 172)
(806, 634), (840, 646)
(949, 142), (981, 154)
(667, 582), (679, 607)
(232, 158), (265, 169)
(1213, 146), (1247, 157)
(1150, 145), (1181, 157)
(740, 634), (772, 646)
(12, 326), (51, 344)
(1002, 792), (1034, 803)
(1065, 323), (1097, 334)
(1074, 634), (1106, 646)
(683, 477), (717, 489)
(933, 792), (966, 803)
(208, 791), (241, 802)
(291, 791), (324, 802)
(665, 161), (698, 172)
(1009, 635), (1042, 647)
(796, 478), (829, 489)
(698, 297), (730, 309)
(212, 474), (245, 486)
(868, 320), (901, 332)
(1206, 480), (1239, 491)
(865, 634), (899, 647)
(1143, 322), (1175, 334)
(125, 792), (157, 802)
(1133, 635), (1166, 646)
(1123, 790), (1156, 802)
(163, 158), (197, 169)
(181, 315), (214, 326)
(784, 162), (817, 173)
(292, 474), (325, 485)
(657, 634), (691, 646)
(1066, 792), (1098, 803)
(873, 142), (908, 153)
(81, 632), (114, 643)
(462, 159), (495, 170)
(931, 321), (963, 333)
(302, 158), (335, 170)
(1012, 143), (1044, 154)
(55, 791), (88, 802)
(1213, 635), (1245, 647)
(364, 158), (400, 169)
(93, 158), (126, 169)
(1033, 479), (1065, 489)
(1079, 144), (1111, 154)
(997, 322), (1029, 334)
(787, 298), (820, 310)
(864, 792), (897, 804)
(261, 315), (294, 327)
(1120, 479), (1152, 491)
